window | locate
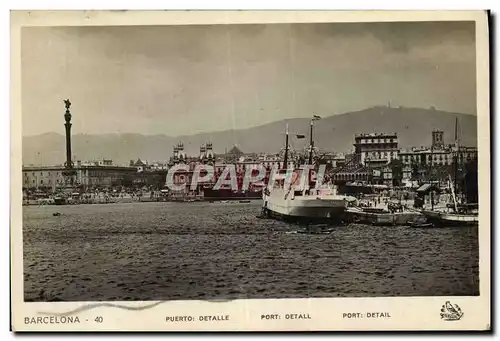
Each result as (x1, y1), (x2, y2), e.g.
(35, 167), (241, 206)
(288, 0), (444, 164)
(48, 172), (51, 175)
(40, 172), (43, 176)
(40, 180), (43, 184)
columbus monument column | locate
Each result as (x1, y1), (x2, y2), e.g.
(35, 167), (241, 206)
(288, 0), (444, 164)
(62, 99), (76, 187)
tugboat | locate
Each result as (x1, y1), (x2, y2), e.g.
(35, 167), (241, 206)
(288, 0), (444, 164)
(261, 117), (354, 224)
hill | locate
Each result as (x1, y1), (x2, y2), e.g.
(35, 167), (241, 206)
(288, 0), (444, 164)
(22, 106), (477, 166)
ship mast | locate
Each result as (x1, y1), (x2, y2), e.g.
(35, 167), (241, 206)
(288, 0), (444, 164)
(430, 142), (434, 210)
(453, 117), (460, 200)
(283, 123), (289, 170)
(308, 119), (314, 165)
(308, 114), (321, 165)
(305, 115), (321, 191)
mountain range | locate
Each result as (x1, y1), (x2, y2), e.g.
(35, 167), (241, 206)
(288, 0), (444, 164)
(22, 106), (477, 166)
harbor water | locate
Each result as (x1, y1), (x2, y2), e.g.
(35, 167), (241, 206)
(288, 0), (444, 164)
(23, 201), (479, 302)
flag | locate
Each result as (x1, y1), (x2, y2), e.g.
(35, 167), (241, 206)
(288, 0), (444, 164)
(296, 134), (306, 139)
(312, 115), (321, 120)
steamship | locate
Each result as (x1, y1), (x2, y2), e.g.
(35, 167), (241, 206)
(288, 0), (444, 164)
(261, 117), (355, 223)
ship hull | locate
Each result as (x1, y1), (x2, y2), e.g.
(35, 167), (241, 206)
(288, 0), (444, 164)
(345, 208), (422, 226)
(262, 190), (348, 224)
(264, 207), (347, 224)
(421, 210), (479, 227)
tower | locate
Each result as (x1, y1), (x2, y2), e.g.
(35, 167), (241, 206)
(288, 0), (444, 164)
(200, 144), (206, 161)
(205, 142), (214, 164)
(176, 142), (186, 163)
(432, 130), (444, 149)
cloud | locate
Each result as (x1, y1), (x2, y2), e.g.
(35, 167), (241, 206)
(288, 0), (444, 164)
(298, 21), (475, 53)
(21, 21), (477, 136)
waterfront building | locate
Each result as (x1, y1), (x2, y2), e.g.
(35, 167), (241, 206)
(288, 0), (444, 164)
(199, 143), (215, 164)
(256, 153), (283, 169)
(375, 165), (393, 187)
(149, 161), (169, 171)
(132, 170), (168, 188)
(22, 164), (138, 191)
(23, 166), (66, 191)
(353, 132), (399, 167)
(330, 153), (348, 169)
(224, 145), (244, 163)
(398, 130), (477, 185)
(399, 146), (477, 167)
(129, 159), (149, 172)
(399, 130), (477, 167)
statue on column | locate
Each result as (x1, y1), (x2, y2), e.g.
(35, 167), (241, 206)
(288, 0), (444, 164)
(64, 99), (71, 111)
(62, 98), (76, 188)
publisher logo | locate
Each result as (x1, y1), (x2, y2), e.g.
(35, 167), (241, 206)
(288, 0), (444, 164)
(440, 301), (464, 321)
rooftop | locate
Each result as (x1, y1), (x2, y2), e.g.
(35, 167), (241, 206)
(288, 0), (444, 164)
(355, 132), (398, 138)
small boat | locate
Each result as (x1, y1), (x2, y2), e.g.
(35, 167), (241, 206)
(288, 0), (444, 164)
(296, 225), (334, 234)
(420, 177), (478, 227)
(421, 210), (478, 227)
(52, 212), (61, 217)
(239, 200), (251, 203)
(408, 221), (434, 228)
(297, 228), (334, 235)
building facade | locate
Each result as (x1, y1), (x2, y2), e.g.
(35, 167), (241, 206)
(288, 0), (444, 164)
(22, 164), (138, 191)
(399, 146), (477, 167)
(353, 133), (399, 167)
(23, 167), (66, 191)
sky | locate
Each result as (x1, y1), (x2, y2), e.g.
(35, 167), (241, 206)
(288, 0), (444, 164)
(21, 21), (476, 137)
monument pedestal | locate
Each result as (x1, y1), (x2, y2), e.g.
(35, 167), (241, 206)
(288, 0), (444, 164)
(61, 168), (77, 195)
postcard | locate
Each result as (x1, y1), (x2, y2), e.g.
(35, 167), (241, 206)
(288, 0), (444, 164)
(10, 10), (490, 331)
